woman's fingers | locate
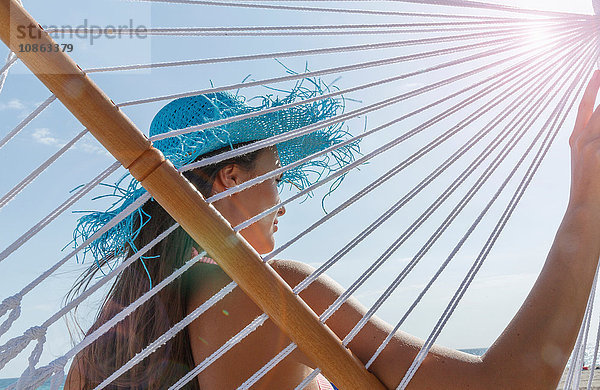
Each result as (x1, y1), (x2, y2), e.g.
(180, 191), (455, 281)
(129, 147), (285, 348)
(569, 71), (600, 208)
(573, 70), (600, 139)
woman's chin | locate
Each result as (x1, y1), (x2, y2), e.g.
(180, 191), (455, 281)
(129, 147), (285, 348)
(255, 237), (276, 255)
(258, 242), (275, 255)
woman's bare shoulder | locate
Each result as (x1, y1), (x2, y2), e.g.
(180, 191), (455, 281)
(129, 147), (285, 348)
(267, 259), (485, 388)
(267, 258), (348, 313)
(267, 258), (315, 283)
(267, 258), (341, 290)
(268, 258), (370, 325)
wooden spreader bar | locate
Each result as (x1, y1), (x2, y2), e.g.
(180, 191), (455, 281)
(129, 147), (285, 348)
(0, 1), (386, 388)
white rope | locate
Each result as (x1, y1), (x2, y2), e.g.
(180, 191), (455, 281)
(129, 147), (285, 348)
(49, 367), (65, 390)
(323, 63), (566, 328)
(94, 26), (579, 37)
(22, 251), (209, 390)
(232, 28), (587, 387)
(237, 342), (297, 389)
(565, 318), (587, 387)
(95, 279), (237, 390)
(0, 161), (120, 264)
(0, 325), (46, 371)
(90, 22), (580, 75)
(244, 30), (593, 387)
(91, 30), (506, 74)
(0, 128), (89, 211)
(155, 26), (577, 143)
(227, 41), (561, 390)
(55, 20), (551, 32)
(46, 223), (180, 330)
(202, 27), (587, 207)
(0, 52), (17, 96)
(564, 261), (599, 389)
(0, 94), (56, 150)
(49, 19), (569, 33)
(397, 46), (595, 389)
(293, 368), (321, 390)
(130, 0), (590, 19)
(46, 20), (583, 37)
(376, 0), (588, 17)
(136, 25), (552, 110)
(0, 53), (17, 78)
(568, 278), (597, 389)
(0, 194), (150, 364)
(0, 191), (151, 371)
(262, 25), (591, 261)
(185, 39), (557, 209)
(168, 314), (269, 390)
(174, 28), (587, 180)
(6, 357), (67, 390)
(5, 189), (150, 306)
(5, 22), (536, 372)
(0, 4), (593, 389)
(16, 330), (48, 389)
(0, 295), (21, 338)
(587, 285), (600, 390)
(370, 42), (596, 373)
(9, 221), (179, 388)
(169, 29), (584, 187)
(399, 81), (584, 390)
(340, 38), (594, 349)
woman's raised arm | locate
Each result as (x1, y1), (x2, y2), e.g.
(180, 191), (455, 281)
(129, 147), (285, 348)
(272, 71), (600, 389)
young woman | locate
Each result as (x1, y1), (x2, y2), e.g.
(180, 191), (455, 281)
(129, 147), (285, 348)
(65, 71), (600, 389)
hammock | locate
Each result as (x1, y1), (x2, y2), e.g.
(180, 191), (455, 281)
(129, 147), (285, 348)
(0, 0), (598, 388)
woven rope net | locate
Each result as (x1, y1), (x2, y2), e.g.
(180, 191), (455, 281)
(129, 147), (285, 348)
(0, 0), (599, 389)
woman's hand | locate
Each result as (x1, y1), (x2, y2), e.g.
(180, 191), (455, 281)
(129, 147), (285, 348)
(569, 70), (600, 211)
(469, 72), (600, 389)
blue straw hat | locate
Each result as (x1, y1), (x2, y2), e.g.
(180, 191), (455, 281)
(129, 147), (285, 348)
(72, 77), (361, 273)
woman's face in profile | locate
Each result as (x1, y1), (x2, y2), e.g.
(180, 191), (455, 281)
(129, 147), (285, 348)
(212, 147), (286, 254)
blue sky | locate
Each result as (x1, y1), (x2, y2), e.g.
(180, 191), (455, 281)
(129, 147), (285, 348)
(0, 0), (597, 379)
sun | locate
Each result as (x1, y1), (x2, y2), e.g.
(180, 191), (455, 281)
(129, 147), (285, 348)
(522, 23), (572, 52)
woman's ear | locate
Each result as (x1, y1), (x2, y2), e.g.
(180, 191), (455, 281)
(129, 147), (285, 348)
(214, 164), (246, 191)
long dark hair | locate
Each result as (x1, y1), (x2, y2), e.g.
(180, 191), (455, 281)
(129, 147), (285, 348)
(66, 143), (263, 389)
